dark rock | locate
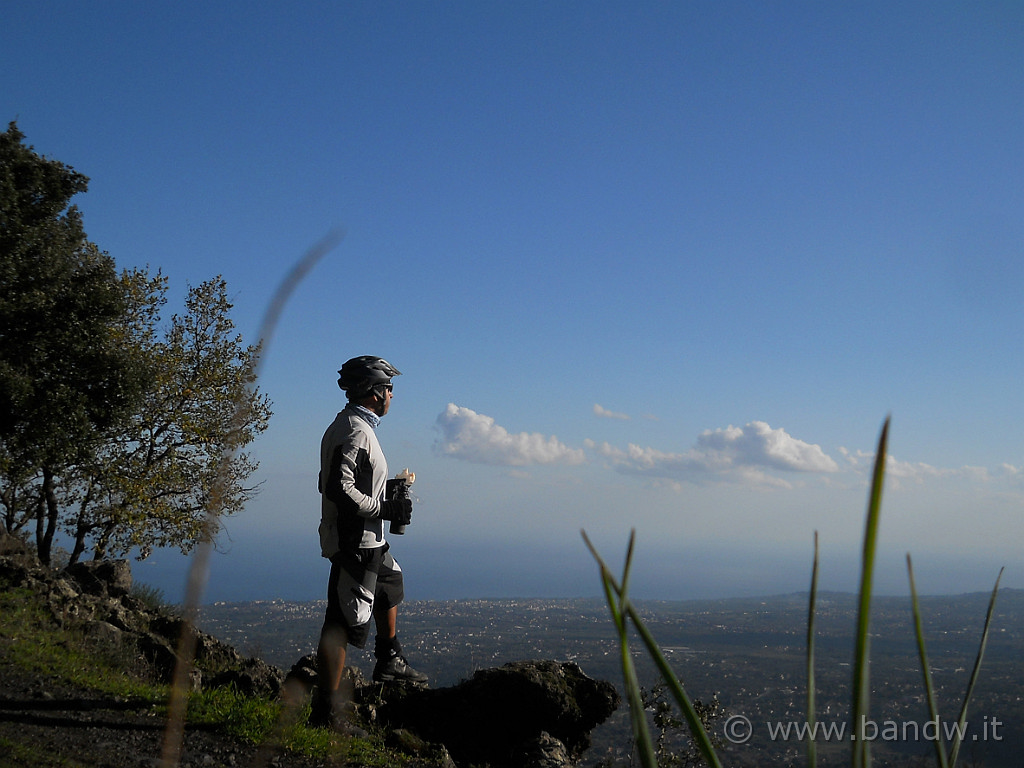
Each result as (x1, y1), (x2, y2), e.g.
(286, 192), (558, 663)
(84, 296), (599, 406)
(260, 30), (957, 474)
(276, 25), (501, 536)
(135, 632), (181, 683)
(281, 654), (318, 706)
(290, 652), (616, 767)
(285, 654), (318, 688)
(194, 626), (245, 669)
(85, 620), (124, 646)
(0, 531), (32, 558)
(209, 657), (284, 698)
(65, 559), (133, 598)
(521, 731), (573, 768)
(387, 728), (458, 768)
(378, 659), (620, 768)
(283, 654), (369, 699)
(388, 727), (429, 753)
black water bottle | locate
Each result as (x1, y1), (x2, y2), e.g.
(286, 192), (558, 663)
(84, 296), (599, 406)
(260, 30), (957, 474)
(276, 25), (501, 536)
(389, 469), (415, 535)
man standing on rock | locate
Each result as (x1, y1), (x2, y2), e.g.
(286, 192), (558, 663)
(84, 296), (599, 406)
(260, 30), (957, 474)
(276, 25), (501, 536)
(311, 355), (428, 729)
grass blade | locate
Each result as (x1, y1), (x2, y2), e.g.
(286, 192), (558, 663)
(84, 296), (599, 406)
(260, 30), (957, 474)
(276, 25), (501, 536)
(907, 554), (950, 768)
(621, 529), (638, 600)
(807, 531), (820, 768)
(583, 530), (657, 768)
(851, 416), (890, 768)
(623, 601), (726, 768)
(948, 567), (1003, 767)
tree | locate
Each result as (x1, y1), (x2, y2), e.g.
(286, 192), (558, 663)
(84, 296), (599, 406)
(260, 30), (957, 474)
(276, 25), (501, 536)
(0, 122), (148, 563)
(62, 273), (272, 562)
(1, 122), (272, 564)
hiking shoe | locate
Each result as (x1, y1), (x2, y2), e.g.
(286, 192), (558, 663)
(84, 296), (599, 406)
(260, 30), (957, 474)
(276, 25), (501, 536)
(373, 655), (429, 685)
(307, 695), (367, 736)
(307, 696), (336, 729)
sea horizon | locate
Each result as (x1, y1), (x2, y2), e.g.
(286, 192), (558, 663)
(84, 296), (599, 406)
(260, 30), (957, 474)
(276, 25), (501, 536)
(131, 533), (1015, 607)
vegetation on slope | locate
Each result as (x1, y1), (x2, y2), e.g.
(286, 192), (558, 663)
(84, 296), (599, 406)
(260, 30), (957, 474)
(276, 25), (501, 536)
(0, 552), (435, 768)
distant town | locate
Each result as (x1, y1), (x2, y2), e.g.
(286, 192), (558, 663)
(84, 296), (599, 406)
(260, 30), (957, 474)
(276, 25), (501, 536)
(199, 589), (1024, 767)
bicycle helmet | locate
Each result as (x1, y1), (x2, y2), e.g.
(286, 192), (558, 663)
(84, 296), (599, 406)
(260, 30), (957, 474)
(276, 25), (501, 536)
(337, 356), (402, 399)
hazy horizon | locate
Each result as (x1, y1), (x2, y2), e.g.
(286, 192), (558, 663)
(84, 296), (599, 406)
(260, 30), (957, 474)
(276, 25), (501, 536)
(134, 530), (1010, 606)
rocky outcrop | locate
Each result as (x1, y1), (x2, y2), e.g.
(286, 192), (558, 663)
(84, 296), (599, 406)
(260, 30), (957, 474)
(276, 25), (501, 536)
(0, 552), (283, 698)
(2, 550), (620, 768)
(377, 659), (620, 768)
(0, 529), (33, 557)
(65, 558), (133, 598)
(284, 654), (621, 768)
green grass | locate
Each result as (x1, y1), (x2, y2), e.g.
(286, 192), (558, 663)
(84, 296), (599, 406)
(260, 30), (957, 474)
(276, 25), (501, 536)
(585, 417), (1003, 768)
(0, 736), (88, 767)
(0, 584), (166, 703)
(185, 685), (382, 762)
(187, 685), (282, 743)
(0, 575), (422, 767)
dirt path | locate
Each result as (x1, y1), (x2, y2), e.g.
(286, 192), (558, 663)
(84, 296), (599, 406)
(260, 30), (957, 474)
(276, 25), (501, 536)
(0, 656), (326, 768)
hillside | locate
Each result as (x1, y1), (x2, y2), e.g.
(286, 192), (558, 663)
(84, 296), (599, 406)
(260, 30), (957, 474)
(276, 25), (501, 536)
(0, 552), (332, 767)
(0, 542), (618, 768)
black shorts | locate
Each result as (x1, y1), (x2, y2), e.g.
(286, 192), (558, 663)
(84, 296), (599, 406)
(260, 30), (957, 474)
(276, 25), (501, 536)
(323, 544), (404, 648)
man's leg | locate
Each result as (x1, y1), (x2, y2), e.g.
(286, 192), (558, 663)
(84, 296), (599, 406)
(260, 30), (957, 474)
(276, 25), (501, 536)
(316, 622), (348, 694)
(312, 552), (368, 730)
(370, 569), (428, 684)
(371, 602), (401, 674)
(374, 603), (398, 643)
(309, 622), (353, 729)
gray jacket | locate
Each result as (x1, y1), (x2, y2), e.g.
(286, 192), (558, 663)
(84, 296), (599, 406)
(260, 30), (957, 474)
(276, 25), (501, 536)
(318, 405), (388, 558)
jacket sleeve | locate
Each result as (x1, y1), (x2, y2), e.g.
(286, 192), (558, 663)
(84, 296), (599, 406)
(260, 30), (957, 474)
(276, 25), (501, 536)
(323, 433), (382, 519)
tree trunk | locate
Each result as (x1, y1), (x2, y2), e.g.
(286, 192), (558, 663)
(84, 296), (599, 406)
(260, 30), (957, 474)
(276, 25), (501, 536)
(69, 528), (87, 565)
(68, 483), (98, 566)
(37, 466), (59, 565)
(92, 522), (115, 561)
(1, 483), (13, 534)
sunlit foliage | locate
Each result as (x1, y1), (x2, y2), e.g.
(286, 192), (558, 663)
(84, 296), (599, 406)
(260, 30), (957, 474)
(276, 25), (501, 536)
(1, 122), (271, 564)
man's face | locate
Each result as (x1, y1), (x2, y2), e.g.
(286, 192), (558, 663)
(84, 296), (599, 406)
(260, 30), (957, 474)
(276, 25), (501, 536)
(375, 384), (393, 417)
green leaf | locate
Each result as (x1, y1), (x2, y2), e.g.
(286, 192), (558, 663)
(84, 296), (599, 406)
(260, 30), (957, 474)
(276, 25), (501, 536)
(851, 416), (889, 768)
(948, 567), (1003, 767)
(807, 531), (820, 768)
(907, 554), (950, 768)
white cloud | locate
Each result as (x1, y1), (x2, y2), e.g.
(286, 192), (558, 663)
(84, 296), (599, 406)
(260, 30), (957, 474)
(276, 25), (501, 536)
(586, 421), (837, 487)
(435, 404), (586, 466)
(960, 465), (992, 482)
(885, 456), (948, 482)
(594, 403), (630, 420)
(838, 448), (1007, 488)
(839, 447), (941, 481)
(697, 421), (839, 473)
(837, 447), (872, 471)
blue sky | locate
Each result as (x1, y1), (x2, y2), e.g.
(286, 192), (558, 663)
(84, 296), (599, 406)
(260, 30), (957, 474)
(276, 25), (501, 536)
(4, 2), (1022, 604)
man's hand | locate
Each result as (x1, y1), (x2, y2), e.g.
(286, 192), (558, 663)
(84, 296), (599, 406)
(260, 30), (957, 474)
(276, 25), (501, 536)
(386, 478), (410, 500)
(379, 497), (413, 525)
